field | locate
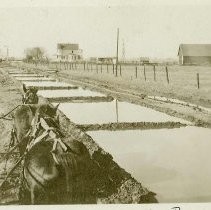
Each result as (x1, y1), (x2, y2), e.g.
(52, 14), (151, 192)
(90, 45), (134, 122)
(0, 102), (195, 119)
(45, 63), (211, 108)
(15, 61), (211, 127)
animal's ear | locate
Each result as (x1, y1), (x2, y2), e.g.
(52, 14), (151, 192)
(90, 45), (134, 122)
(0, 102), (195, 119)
(32, 87), (38, 94)
(54, 103), (60, 111)
(23, 84), (27, 93)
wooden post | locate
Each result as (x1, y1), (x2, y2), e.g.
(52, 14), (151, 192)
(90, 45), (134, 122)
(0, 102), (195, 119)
(120, 65), (122, 76)
(197, 73), (200, 89)
(112, 64), (114, 74)
(153, 65), (156, 81)
(135, 66), (138, 78)
(166, 66), (169, 84)
(107, 64), (108, 73)
(144, 65), (146, 81)
(96, 64), (98, 73)
(101, 64), (102, 73)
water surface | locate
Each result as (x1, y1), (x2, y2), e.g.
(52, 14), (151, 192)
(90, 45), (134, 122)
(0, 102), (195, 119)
(57, 101), (190, 124)
(38, 88), (105, 98)
(88, 126), (211, 202)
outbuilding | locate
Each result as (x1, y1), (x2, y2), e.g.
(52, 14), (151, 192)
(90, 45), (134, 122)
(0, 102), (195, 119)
(178, 44), (211, 65)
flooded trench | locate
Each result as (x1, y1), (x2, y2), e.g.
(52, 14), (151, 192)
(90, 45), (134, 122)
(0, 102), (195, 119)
(87, 127), (211, 203)
(56, 101), (190, 125)
(7, 69), (211, 203)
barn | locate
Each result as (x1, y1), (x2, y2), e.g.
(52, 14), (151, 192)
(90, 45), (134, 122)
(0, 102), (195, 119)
(178, 44), (211, 65)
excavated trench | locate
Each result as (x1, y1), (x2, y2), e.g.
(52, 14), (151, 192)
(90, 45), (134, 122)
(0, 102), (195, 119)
(2, 64), (211, 203)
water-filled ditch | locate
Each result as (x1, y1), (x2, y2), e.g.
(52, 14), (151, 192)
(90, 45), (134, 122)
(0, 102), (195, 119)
(88, 126), (211, 203)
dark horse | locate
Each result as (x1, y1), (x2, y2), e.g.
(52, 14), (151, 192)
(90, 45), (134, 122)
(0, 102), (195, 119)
(22, 84), (38, 105)
(18, 104), (95, 204)
(10, 84), (39, 150)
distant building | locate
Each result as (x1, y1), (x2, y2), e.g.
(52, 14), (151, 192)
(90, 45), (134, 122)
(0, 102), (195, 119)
(57, 43), (83, 61)
(178, 44), (211, 65)
(140, 57), (150, 64)
(97, 57), (116, 64)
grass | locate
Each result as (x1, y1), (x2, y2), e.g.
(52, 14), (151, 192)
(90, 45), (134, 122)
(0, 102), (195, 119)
(22, 62), (211, 108)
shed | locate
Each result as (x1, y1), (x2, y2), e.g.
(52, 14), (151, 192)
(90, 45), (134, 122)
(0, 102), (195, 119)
(178, 44), (211, 65)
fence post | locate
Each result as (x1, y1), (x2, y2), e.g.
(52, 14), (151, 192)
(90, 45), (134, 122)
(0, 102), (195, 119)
(101, 64), (102, 73)
(112, 64), (114, 74)
(197, 73), (200, 89)
(120, 65), (122, 76)
(165, 66), (169, 84)
(153, 65), (156, 81)
(107, 64), (109, 73)
(135, 66), (138, 78)
(144, 65), (146, 81)
(96, 63), (98, 74)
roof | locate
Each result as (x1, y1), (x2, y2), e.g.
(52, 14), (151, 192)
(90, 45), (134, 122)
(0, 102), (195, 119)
(57, 43), (79, 50)
(178, 44), (211, 56)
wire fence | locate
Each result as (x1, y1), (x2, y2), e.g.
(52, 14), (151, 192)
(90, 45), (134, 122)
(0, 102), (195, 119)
(15, 61), (211, 90)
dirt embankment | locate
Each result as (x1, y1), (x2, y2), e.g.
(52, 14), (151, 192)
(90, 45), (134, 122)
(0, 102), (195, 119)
(0, 65), (158, 204)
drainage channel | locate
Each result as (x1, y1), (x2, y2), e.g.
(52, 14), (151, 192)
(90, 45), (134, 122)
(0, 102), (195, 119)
(88, 127), (211, 203)
(8, 68), (211, 203)
(148, 96), (211, 114)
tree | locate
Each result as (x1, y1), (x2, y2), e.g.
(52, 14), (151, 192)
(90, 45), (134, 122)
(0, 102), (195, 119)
(24, 47), (46, 62)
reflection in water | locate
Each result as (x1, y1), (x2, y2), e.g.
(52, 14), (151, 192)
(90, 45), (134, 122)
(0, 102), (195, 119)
(57, 101), (191, 125)
(88, 127), (211, 203)
(115, 99), (119, 123)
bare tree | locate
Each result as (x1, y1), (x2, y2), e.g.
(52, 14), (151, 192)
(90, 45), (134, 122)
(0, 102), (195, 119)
(24, 47), (46, 62)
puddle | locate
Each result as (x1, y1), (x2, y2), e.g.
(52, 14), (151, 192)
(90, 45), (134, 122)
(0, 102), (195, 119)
(148, 96), (211, 113)
(88, 126), (211, 203)
(23, 81), (78, 90)
(38, 88), (105, 98)
(15, 77), (56, 82)
(56, 101), (190, 125)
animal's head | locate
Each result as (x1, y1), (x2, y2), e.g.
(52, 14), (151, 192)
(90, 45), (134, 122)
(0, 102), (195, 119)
(35, 103), (60, 128)
(22, 84), (39, 104)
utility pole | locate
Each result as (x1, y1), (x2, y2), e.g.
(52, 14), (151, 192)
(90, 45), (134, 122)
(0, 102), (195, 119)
(122, 39), (125, 62)
(115, 28), (119, 77)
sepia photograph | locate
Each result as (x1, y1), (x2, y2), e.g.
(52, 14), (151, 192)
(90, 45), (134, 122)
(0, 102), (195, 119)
(0, 0), (211, 209)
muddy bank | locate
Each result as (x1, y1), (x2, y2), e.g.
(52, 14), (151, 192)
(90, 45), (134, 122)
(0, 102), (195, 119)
(76, 121), (187, 132)
(46, 95), (114, 103)
(0, 66), (23, 203)
(56, 107), (157, 203)
(0, 65), (157, 203)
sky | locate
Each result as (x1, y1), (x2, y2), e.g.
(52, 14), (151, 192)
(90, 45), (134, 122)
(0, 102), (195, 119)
(0, 0), (211, 59)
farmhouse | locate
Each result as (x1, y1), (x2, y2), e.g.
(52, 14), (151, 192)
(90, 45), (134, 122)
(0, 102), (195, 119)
(178, 44), (211, 65)
(57, 43), (83, 61)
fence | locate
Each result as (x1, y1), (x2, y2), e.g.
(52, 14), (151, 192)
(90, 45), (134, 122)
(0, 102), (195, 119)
(17, 61), (211, 90)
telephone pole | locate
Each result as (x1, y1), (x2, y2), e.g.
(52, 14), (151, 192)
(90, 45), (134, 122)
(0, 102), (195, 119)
(122, 39), (125, 62)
